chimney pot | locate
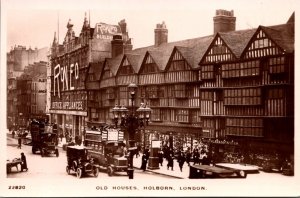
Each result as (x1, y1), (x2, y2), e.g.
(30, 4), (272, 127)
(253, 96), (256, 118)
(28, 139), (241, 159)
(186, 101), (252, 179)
(154, 21), (168, 47)
(213, 9), (236, 34)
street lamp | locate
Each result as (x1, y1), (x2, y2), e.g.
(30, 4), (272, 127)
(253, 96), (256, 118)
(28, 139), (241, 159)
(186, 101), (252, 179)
(112, 83), (152, 179)
(136, 103), (152, 148)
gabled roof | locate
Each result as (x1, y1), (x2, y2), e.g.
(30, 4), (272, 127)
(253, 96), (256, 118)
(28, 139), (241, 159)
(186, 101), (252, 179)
(105, 14), (294, 73)
(219, 28), (257, 58)
(260, 23), (294, 53)
(106, 54), (123, 75)
(87, 62), (104, 81)
(124, 53), (141, 73)
(169, 46), (194, 70)
(147, 50), (167, 71)
(134, 35), (214, 71)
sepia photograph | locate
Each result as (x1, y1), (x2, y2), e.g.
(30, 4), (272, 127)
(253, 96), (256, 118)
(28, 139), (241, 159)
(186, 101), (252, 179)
(0, 0), (299, 197)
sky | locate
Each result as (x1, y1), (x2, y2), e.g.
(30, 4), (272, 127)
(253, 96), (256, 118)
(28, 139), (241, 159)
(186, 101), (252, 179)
(2, 0), (298, 52)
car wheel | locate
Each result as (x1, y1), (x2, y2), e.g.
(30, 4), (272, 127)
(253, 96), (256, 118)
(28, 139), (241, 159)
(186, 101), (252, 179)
(76, 168), (82, 178)
(93, 167), (99, 177)
(55, 149), (59, 157)
(238, 170), (247, 178)
(107, 166), (114, 176)
(66, 166), (70, 175)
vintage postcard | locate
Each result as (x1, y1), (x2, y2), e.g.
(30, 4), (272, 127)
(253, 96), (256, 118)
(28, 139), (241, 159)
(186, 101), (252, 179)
(1, 0), (299, 197)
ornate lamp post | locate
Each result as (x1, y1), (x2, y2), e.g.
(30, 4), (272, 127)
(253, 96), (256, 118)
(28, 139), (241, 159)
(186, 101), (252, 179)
(112, 83), (153, 179)
(136, 103), (152, 148)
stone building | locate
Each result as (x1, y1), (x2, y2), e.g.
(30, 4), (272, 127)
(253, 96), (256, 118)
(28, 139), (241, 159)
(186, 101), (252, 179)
(49, 13), (132, 139)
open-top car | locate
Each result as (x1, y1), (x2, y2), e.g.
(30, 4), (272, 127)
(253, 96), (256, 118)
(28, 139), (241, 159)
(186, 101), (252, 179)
(66, 146), (100, 178)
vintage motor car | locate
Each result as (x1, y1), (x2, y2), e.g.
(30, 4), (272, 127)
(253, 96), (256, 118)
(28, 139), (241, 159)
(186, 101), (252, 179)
(66, 146), (100, 178)
(30, 119), (59, 157)
(39, 133), (59, 157)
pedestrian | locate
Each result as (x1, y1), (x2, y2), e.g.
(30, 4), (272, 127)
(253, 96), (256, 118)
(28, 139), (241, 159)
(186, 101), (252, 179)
(193, 149), (200, 165)
(185, 148), (191, 166)
(136, 143), (141, 158)
(167, 153), (174, 171)
(12, 130), (15, 138)
(177, 152), (186, 172)
(140, 153), (148, 171)
(20, 152), (28, 172)
(17, 137), (22, 149)
(202, 153), (210, 165)
(144, 146), (150, 160)
(158, 149), (164, 166)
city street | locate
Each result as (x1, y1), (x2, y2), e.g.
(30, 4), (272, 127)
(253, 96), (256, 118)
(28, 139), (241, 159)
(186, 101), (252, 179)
(5, 132), (299, 197)
(6, 132), (295, 181)
(6, 133), (172, 180)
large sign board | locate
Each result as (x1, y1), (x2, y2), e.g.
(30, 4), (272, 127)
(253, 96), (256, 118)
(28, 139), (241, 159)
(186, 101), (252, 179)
(95, 23), (122, 40)
(53, 62), (80, 98)
(51, 101), (84, 110)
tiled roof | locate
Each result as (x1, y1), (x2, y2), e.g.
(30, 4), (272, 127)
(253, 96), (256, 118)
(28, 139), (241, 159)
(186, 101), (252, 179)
(219, 28), (257, 58)
(174, 46), (194, 69)
(88, 62), (104, 81)
(105, 16), (294, 74)
(260, 23), (294, 53)
(107, 54), (123, 75)
(125, 53), (141, 73)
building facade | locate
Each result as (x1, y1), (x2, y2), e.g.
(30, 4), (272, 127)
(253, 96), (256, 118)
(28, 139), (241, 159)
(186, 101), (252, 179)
(84, 10), (294, 156)
(49, 10), (294, 158)
(7, 46), (48, 129)
(49, 14), (132, 140)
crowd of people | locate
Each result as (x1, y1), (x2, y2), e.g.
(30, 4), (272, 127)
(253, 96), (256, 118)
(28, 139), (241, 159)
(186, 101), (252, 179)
(139, 141), (212, 172)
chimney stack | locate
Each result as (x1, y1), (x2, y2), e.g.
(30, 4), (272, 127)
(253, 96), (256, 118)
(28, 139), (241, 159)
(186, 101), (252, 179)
(213, 9), (236, 34)
(154, 21), (168, 47)
(111, 35), (124, 58)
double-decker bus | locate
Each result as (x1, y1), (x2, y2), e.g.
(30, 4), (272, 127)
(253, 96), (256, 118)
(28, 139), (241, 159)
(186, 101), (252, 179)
(84, 125), (128, 176)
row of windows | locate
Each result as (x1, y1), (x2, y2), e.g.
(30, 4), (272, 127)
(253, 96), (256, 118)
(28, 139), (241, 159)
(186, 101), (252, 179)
(224, 88), (261, 105)
(222, 60), (260, 78)
(150, 109), (201, 123)
(269, 56), (286, 74)
(141, 63), (159, 74)
(226, 118), (263, 127)
(224, 88), (261, 97)
(169, 60), (190, 71)
(92, 87), (285, 104)
(245, 47), (281, 59)
(226, 127), (263, 137)
(97, 57), (287, 84)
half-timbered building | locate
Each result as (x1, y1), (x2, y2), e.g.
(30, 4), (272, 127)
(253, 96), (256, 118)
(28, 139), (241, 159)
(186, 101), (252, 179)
(87, 10), (294, 156)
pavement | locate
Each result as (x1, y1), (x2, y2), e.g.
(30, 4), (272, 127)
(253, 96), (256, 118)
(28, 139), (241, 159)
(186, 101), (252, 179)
(132, 153), (190, 179)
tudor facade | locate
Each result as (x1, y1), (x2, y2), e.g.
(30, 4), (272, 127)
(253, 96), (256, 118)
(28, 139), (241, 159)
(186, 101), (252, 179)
(54, 10), (294, 156)
(198, 22), (294, 153)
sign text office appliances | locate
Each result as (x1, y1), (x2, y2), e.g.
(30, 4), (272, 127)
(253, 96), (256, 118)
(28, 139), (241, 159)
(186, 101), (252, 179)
(52, 62), (84, 111)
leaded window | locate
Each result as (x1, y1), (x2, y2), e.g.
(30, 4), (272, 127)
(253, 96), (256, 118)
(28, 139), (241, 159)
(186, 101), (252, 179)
(269, 56), (285, 74)
(224, 88), (261, 105)
(222, 60), (260, 78)
(201, 65), (215, 79)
